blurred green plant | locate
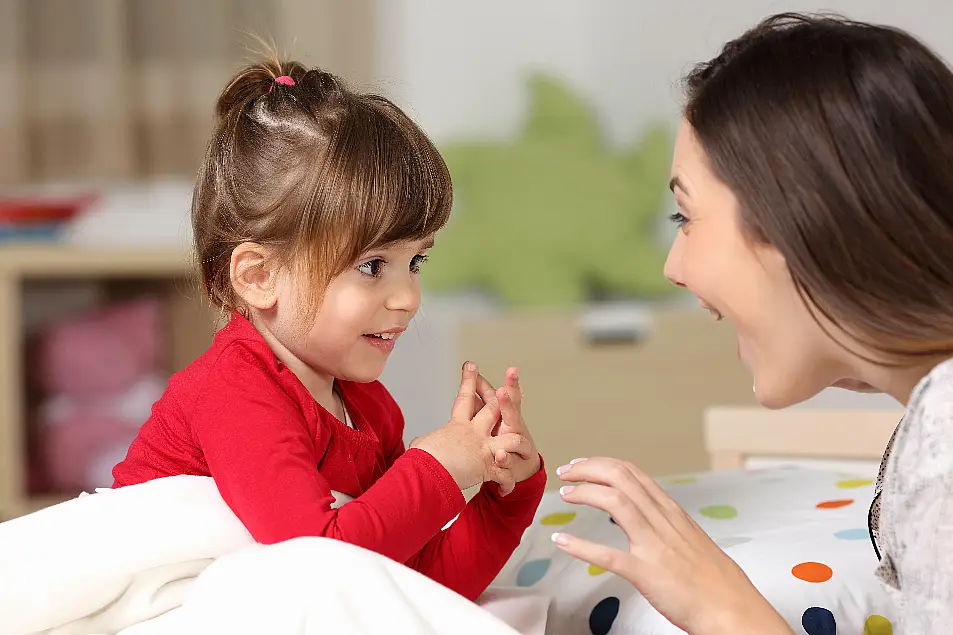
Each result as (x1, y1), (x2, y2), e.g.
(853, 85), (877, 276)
(424, 73), (676, 307)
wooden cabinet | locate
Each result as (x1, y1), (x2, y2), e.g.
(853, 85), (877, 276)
(457, 307), (760, 485)
(0, 245), (215, 519)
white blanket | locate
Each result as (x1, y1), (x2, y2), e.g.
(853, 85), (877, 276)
(0, 476), (548, 635)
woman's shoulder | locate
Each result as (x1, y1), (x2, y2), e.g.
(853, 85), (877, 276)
(880, 357), (953, 628)
(911, 356), (953, 406)
(901, 357), (953, 463)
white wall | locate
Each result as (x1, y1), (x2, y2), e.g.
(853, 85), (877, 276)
(373, 0), (953, 146)
(372, 0), (948, 436)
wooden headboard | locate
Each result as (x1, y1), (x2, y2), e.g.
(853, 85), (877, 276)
(703, 407), (902, 471)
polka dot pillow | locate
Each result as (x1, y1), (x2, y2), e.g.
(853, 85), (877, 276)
(491, 467), (896, 635)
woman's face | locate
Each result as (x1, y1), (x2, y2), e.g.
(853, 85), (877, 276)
(664, 120), (855, 408)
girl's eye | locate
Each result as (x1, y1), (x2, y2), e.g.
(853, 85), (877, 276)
(410, 254), (429, 274)
(358, 259), (384, 277)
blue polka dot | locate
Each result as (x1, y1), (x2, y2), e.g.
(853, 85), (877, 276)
(834, 528), (869, 541)
(802, 607), (836, 635)
(589, 597), (621, 635)
(516, 558), (551, 587)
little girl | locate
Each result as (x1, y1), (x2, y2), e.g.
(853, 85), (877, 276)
(112, 58), (546, 602)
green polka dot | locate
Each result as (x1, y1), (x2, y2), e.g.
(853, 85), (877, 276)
(540, 512), (576, 526)
(835, 478), (873, 489)
(700, 505), (738, 519)
(864, 615), (892, 635)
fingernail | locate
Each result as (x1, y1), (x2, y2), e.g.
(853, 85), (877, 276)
(559, 485), (574, 496)
(556, 464), (571, 476)
(465, 361), (476, 372)
(569, 458), (588, 465)
(551, 532), (569, 546)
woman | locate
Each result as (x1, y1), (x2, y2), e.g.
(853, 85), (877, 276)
(552, 13), (953, 635)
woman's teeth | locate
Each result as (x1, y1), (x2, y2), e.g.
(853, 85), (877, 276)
(367, 333), (397, 340)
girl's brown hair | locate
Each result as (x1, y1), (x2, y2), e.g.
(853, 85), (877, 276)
(684, 13), (953, 363)
(192, 57), (452, 319)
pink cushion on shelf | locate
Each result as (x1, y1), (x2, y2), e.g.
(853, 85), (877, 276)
(37, 297), (165, 395)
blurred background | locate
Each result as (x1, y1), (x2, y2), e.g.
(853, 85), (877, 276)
(0, 0), (933, 518)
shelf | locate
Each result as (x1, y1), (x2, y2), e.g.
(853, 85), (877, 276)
(0, 244), (214, 521)
(0, 244), (192, 277)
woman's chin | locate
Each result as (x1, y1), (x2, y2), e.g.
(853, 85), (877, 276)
(751, 375), (821, 410)
(831, 378), (882, 393)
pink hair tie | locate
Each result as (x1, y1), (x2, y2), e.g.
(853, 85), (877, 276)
(269, 75), (296, 93)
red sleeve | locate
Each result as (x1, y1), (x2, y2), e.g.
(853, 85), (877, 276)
(404, 460), (546, 600)
(192, 346), (466, 562)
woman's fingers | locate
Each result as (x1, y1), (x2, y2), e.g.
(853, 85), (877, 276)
(558, 457), (674, 529)
(559, 482), (652, 541)
(550, 533), (636, 583)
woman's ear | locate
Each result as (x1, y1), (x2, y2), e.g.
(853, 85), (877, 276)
(230, 242), (278, 311)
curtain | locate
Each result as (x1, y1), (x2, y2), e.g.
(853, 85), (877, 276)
(0, 0), (375, 186)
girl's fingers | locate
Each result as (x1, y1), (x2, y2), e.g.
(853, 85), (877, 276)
(494, 449), (512, 469)
(472, 395), (503, 435)
(476, 373), (498, 407)
(487, 462), (515, 497)
(490, 432), (534, 460)
(498, 385), (526, 435)
(504, 367), (522, 410)
(451, 362), (479, 421)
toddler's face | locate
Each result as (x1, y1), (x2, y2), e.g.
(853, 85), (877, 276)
(272, 235), (433, 383)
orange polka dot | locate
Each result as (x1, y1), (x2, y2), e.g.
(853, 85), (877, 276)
(816, 499), (854, 509)
(792, 562), (833, 583)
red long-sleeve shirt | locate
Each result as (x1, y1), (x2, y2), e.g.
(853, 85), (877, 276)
(112, 314), (545, 600)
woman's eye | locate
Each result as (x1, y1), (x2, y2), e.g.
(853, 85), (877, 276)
(668, 212), (689, 228)
(358, 259), (384, 277)
(410, 254), (429, 274)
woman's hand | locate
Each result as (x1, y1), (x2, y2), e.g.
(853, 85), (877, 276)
(553, 457), (794, 635)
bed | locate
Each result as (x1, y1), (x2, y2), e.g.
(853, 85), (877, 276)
(1, 407), (903, 635)
(494, 407), (903, 635)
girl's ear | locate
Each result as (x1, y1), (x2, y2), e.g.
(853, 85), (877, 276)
(230, 242), (278, 311)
